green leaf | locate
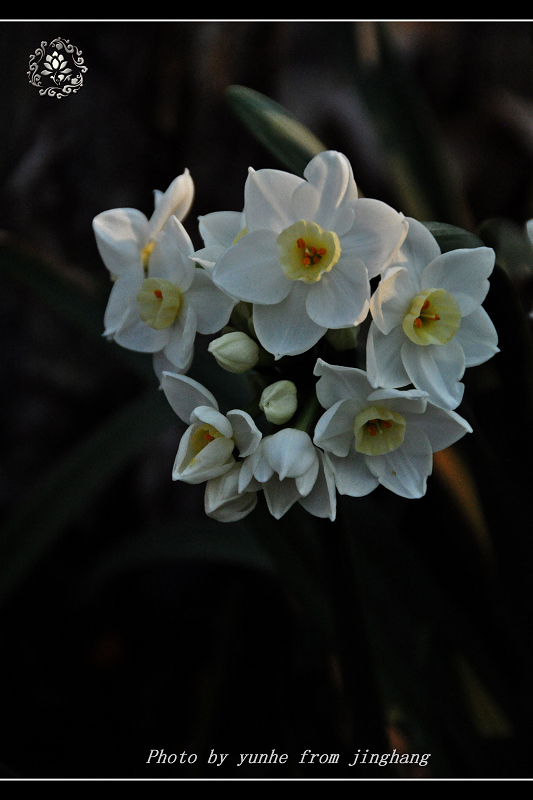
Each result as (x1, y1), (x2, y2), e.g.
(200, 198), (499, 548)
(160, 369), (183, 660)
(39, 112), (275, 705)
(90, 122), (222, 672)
(478, 217), (533, 282)
(225, 85), (327, 177)
(0, 389), (176, 605)
(422, 221), (485, 252)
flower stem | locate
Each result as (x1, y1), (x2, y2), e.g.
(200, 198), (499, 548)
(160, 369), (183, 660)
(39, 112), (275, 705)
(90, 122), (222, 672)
(292, 392), (320, 434)
(318, 502), (393, 775)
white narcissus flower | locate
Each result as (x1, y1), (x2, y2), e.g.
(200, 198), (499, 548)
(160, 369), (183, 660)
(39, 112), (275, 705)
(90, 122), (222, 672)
(161, 372), (261, 485)
(313, 359), (472, 500)
(101, 216), (235, 372)
(204, 462), (261, 522)
(93, 169), (195, 279)
(211, 150), (408, 360)
(239, 428), (336, 520)
(366, 218), (499, 410)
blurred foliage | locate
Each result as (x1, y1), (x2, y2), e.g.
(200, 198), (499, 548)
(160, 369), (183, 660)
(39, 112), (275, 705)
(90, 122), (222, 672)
(1, 20), (533, 780)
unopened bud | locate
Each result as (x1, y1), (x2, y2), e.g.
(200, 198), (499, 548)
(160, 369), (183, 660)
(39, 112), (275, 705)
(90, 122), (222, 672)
(259, 380), (298, 425)
(208, 330), (260, 374)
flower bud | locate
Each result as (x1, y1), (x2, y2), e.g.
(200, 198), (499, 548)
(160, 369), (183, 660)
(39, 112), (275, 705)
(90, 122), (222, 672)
(259, 380), (298, 425)
(208, 330), (260, 374)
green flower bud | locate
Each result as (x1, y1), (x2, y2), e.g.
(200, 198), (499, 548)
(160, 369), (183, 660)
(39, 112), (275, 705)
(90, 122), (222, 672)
(259, 380), (298, 425)
(208, 330), (260, 374)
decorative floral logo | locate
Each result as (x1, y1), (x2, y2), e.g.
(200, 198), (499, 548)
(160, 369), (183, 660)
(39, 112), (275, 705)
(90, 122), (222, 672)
(28, 37), (87, 98)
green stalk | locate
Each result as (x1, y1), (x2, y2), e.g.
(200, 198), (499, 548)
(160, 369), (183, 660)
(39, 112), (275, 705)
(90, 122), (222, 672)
(318, 502), (393, 776)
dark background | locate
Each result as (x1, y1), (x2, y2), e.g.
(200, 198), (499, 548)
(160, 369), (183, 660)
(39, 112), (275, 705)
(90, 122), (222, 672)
(1, 20), (533, 780)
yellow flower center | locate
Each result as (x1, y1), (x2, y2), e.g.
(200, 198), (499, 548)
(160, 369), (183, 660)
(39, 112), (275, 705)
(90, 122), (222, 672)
(189, 424), (225, 465)
(354, 406), (406, 456)
(137, 277), (182, 330)
(402, 288), (461, 346)
(276, 220), (341, 284)
(141, 240), (155, 273)
(232, 226), (248, 245)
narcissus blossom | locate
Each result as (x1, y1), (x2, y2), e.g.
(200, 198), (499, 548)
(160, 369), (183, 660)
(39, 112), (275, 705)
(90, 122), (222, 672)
(101, 216), (235, 372)
(239, 428), (336, 520)
(93, 169), (195, 279)
(204, 462), (261, 522)
(313, 359), (472, 499)
(211, 150), (408, 359)
(161, 372), (261, 485)
(366, 218), (499, 410)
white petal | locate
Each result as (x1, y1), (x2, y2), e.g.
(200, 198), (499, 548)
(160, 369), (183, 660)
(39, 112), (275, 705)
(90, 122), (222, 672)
(152, 349), (189, 385)
(185, 268), (235, 334)
(253, 283), (325, 359)
(401, 338), (465, 410)
(263, 475), (301, 519)
(191, 245), (223, 270)
(367, 423), (433, 498)
(103, 268), (143, 337)
(368, 387), (428, 416)
(161, 372), (218, 424)
(298, 450), (337, 520)
(93, 208), (148, 276)
(162, 300), (197, 371)
(298, 150), (358, 231)
(148, 216), (195, 289)
(366, 323), (412, 389)
(226, 409), (262, 457)
(113, 317), (169, 353)
(198, 210), (244, 248)
(313, 358), (371, 410)
(107, 269), (169, 352)
(244, 166), (304, 233)
(369, 267), (414, 335)
(205, 488), (258, 522)
(190, 405), (233, 438)
(326, 450), (378, 497)
(456, 306), (499, 367)
(239, 445), (274, 487)
(340, 199), (409, 279)
(295, 457), (320, 497)
(205, 464), (258, 522)
(173, 432), (235, 484)
(148, 169), (194, 238)
(212, 229), (291, 304)
(421, 247), (495, 316)
(262, 429), (318, 480)
(390, 217), (441, 280)
(292, 181), (356, 237)
(313, 399), (360, 457)
(411, 403), (472, 453)
(305, 258), (370, 328)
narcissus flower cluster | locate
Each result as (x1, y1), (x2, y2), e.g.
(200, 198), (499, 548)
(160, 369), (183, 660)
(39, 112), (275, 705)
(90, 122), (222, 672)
(93, 151), (499, 522)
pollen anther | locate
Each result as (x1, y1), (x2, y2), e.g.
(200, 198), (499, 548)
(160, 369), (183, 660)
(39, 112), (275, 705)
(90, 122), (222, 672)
(277, 220), (341, 284)
(354, 406), (406, 455)
(403, 288), (461, 346)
